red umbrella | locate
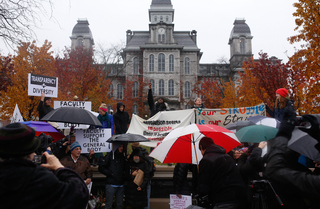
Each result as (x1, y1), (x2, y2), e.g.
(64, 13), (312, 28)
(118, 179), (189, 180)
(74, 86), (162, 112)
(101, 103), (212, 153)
(150, 124), (240, 164)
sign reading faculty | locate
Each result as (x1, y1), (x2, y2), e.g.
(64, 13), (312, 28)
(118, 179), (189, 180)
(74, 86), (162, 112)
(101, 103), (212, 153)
(75, 128), (112, 153)
(28, 73), (58, 98)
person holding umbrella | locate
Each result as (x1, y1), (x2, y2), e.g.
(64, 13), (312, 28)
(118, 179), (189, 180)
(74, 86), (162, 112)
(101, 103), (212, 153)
(97, 103), (114, 135)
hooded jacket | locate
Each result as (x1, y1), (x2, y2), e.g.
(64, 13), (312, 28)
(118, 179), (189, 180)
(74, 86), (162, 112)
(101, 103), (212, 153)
(198, 144), (246, 207)
(148, 89), (169, 117)
(113, 102), (130, 134)
(0, 158), (89, 209)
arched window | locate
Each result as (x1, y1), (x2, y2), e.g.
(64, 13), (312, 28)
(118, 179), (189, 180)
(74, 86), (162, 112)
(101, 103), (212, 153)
(159, 79), (164, 96)
(109, 84), (113, 98)
(240, 38), (246, 54)
(133, 81), (138, 98)
(168, 80), (174, 96)
(150, 79), (155, 94)
(169, 54), (174, 72)
(133, 57), (139, 74)
(133, 104), (138, 114)
(77, 38), (83, 47)
(158, 53), (165, 72)
(117, 84), (123, 99)
(185, 57), (190, 74)
(185, 81), (191, 98)
(149, 54), (154, 72)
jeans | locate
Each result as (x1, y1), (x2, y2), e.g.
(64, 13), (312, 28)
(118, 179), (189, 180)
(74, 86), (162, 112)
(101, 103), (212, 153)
(105, 184), (124, 209)
(143, 180), (151, 209)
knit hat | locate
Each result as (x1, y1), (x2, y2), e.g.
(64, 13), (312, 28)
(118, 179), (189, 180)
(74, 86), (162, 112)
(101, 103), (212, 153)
(70, 141), (81, 152)
(0, 123), (40, 158)
(276, 88), (289, 98)
(99, 103), (108, 112)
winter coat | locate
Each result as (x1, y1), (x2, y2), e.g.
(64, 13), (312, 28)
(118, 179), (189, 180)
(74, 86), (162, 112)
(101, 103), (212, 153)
(173, 163), (198, 196)
(98, 150), (126, 185)
(125, 148), (151, 208)
(97, 113), (114, 135)
(37, 101), (54, 119)
(266, 136), (320, 209)
(148, 89), (169, 117)
(0, 158), (88, 209)
(60, 155), (93, 180)
(191, 104), (205, 109)
(198, 144), (246, 207)
(113, 102), (130, 134)
(266, 100), (293, 121)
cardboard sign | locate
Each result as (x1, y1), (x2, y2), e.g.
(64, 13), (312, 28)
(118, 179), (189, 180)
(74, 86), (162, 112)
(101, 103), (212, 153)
(75, 128), (112, 153)
(54, 101), (92, 129)
(11, 104), (24, 123)
(170, 194), (192, 209)
(28, 73), (58, 98)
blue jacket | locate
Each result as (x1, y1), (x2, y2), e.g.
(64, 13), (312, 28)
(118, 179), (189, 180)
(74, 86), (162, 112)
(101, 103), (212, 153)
(97, 114), (114, 135)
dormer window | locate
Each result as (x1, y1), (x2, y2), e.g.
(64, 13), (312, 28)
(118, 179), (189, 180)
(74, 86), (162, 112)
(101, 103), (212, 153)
(160, 16), (163, 21)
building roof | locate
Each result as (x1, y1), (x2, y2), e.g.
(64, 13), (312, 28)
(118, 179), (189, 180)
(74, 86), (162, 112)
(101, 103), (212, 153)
(151, 0), (172, 5)
(71, 19), (93, 38)
(229, 19), (251, 39)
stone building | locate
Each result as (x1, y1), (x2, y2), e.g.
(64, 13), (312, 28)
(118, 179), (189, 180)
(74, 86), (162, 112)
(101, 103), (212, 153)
(70, 0), (253, 114)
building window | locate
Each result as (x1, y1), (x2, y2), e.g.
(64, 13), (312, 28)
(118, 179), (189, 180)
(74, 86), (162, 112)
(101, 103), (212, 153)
(240, 38), (245, 54)
(185, 104), (191, 109)
(185, 57), (190, 74)
(149, 54), (154, 72)
(133, 104), (138, 114)
(111, 67), (117, 74)
(159, 79), (164, 96)
(109, 84), (113, 98)
(160, 16), (163, 21)
(154, 16), (157, 22)
(169, 54), (174, 72)
(185, 81), (191, 98)
(77, 38), (83, 47)
(150, 79), (155, 94)
(166, 16), (169, 22)
(168, 80), (174, 96)
(117, 84), (123, 99)
(133, 57), (139, 74)
(158, 53), (165, 72)
(158, 34), (165, 43)
(133, 81), (138, 98)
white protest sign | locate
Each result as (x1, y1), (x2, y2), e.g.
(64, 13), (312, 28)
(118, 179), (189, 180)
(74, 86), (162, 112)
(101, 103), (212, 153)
(170, 194), (192, 209)
(196, 103), (266, 127)
(28, 73), (58, 98)
(75, 128), (112, 153)
(127, 109), (195, 147)
(11, 104), (24, 123)
(54, 101), (92, 129)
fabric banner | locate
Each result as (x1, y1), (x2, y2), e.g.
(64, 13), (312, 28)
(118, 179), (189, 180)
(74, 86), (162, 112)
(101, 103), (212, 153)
(75, 128), (112, 153)
(127, 109), (195, 147)
(196, 103), (266, 127)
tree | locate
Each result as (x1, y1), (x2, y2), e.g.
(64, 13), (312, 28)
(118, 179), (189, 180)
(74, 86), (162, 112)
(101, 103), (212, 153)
(0, 40), (56, 120)
(0, 55), (15, 96)
(194, 77), (223, 108)
(288, 0), (320, 113)
(0, 0), (53, 47)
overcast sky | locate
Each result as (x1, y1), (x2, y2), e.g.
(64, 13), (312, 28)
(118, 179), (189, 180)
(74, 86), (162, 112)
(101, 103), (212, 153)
(0, 0), (299, 63)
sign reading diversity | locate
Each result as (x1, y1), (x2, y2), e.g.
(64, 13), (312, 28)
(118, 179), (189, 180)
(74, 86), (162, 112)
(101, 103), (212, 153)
(28, 73), (58, 98)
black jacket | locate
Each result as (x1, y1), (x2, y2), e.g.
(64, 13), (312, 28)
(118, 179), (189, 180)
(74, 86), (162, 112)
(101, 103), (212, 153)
(198, 144), (246, 207)
(173, 163), (198, 196)
(266, 100), (293, 121)
(0, 158), (88, 209)
(98, 150), (126, 185)
(113, 102), (130, 135)
(147, 89), (169, 117)
(37, 101), (54, 120)
(266, 136), (320, 208)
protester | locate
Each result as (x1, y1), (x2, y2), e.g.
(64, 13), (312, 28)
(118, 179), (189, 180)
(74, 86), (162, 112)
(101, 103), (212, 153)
(173, 163), (198, 198)
(60, 141), (92, 185)
(191, 97), (205, 109)
(232, 149), (241, 165)
(125, 148), (151, 209)
(197, 136), (246, 209)
(266, 88), (293, 121)
(265, 106), (320, 208)
(37, 92), (54, 120)
(113, 102), (130, 135)
(98, 103), (115, 135)
(148, 82), (169, 117)
(0, 123), (89, 209)
(98, 143), (126, 209)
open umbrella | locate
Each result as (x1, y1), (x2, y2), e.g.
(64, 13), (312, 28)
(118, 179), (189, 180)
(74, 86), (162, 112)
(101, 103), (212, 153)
(248, 115), (280, 128)
(225, 120), (256, 132)
(288, 128), (320, 162)
(20, 121), (65, 142)
(149, 124), (240, 165)
(40, 107), (102, 126)
(107, 133), (150, 143)
(235, 125), (278, 143)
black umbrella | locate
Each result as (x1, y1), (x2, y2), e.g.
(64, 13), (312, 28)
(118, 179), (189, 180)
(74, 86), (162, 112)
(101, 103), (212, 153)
(107, 133), (150, 143)
(40, 107), (102, 126)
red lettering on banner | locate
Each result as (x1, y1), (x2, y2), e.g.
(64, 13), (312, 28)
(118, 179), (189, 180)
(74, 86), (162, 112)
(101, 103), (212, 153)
(147, 126), (173, 132)
(239, 107), (246, 114)
(209, 120), (221, 125)
(220, 108), (228, 115)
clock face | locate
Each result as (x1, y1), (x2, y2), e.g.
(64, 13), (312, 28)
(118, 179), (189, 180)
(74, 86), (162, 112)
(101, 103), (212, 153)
(158, 28), (165, 34)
